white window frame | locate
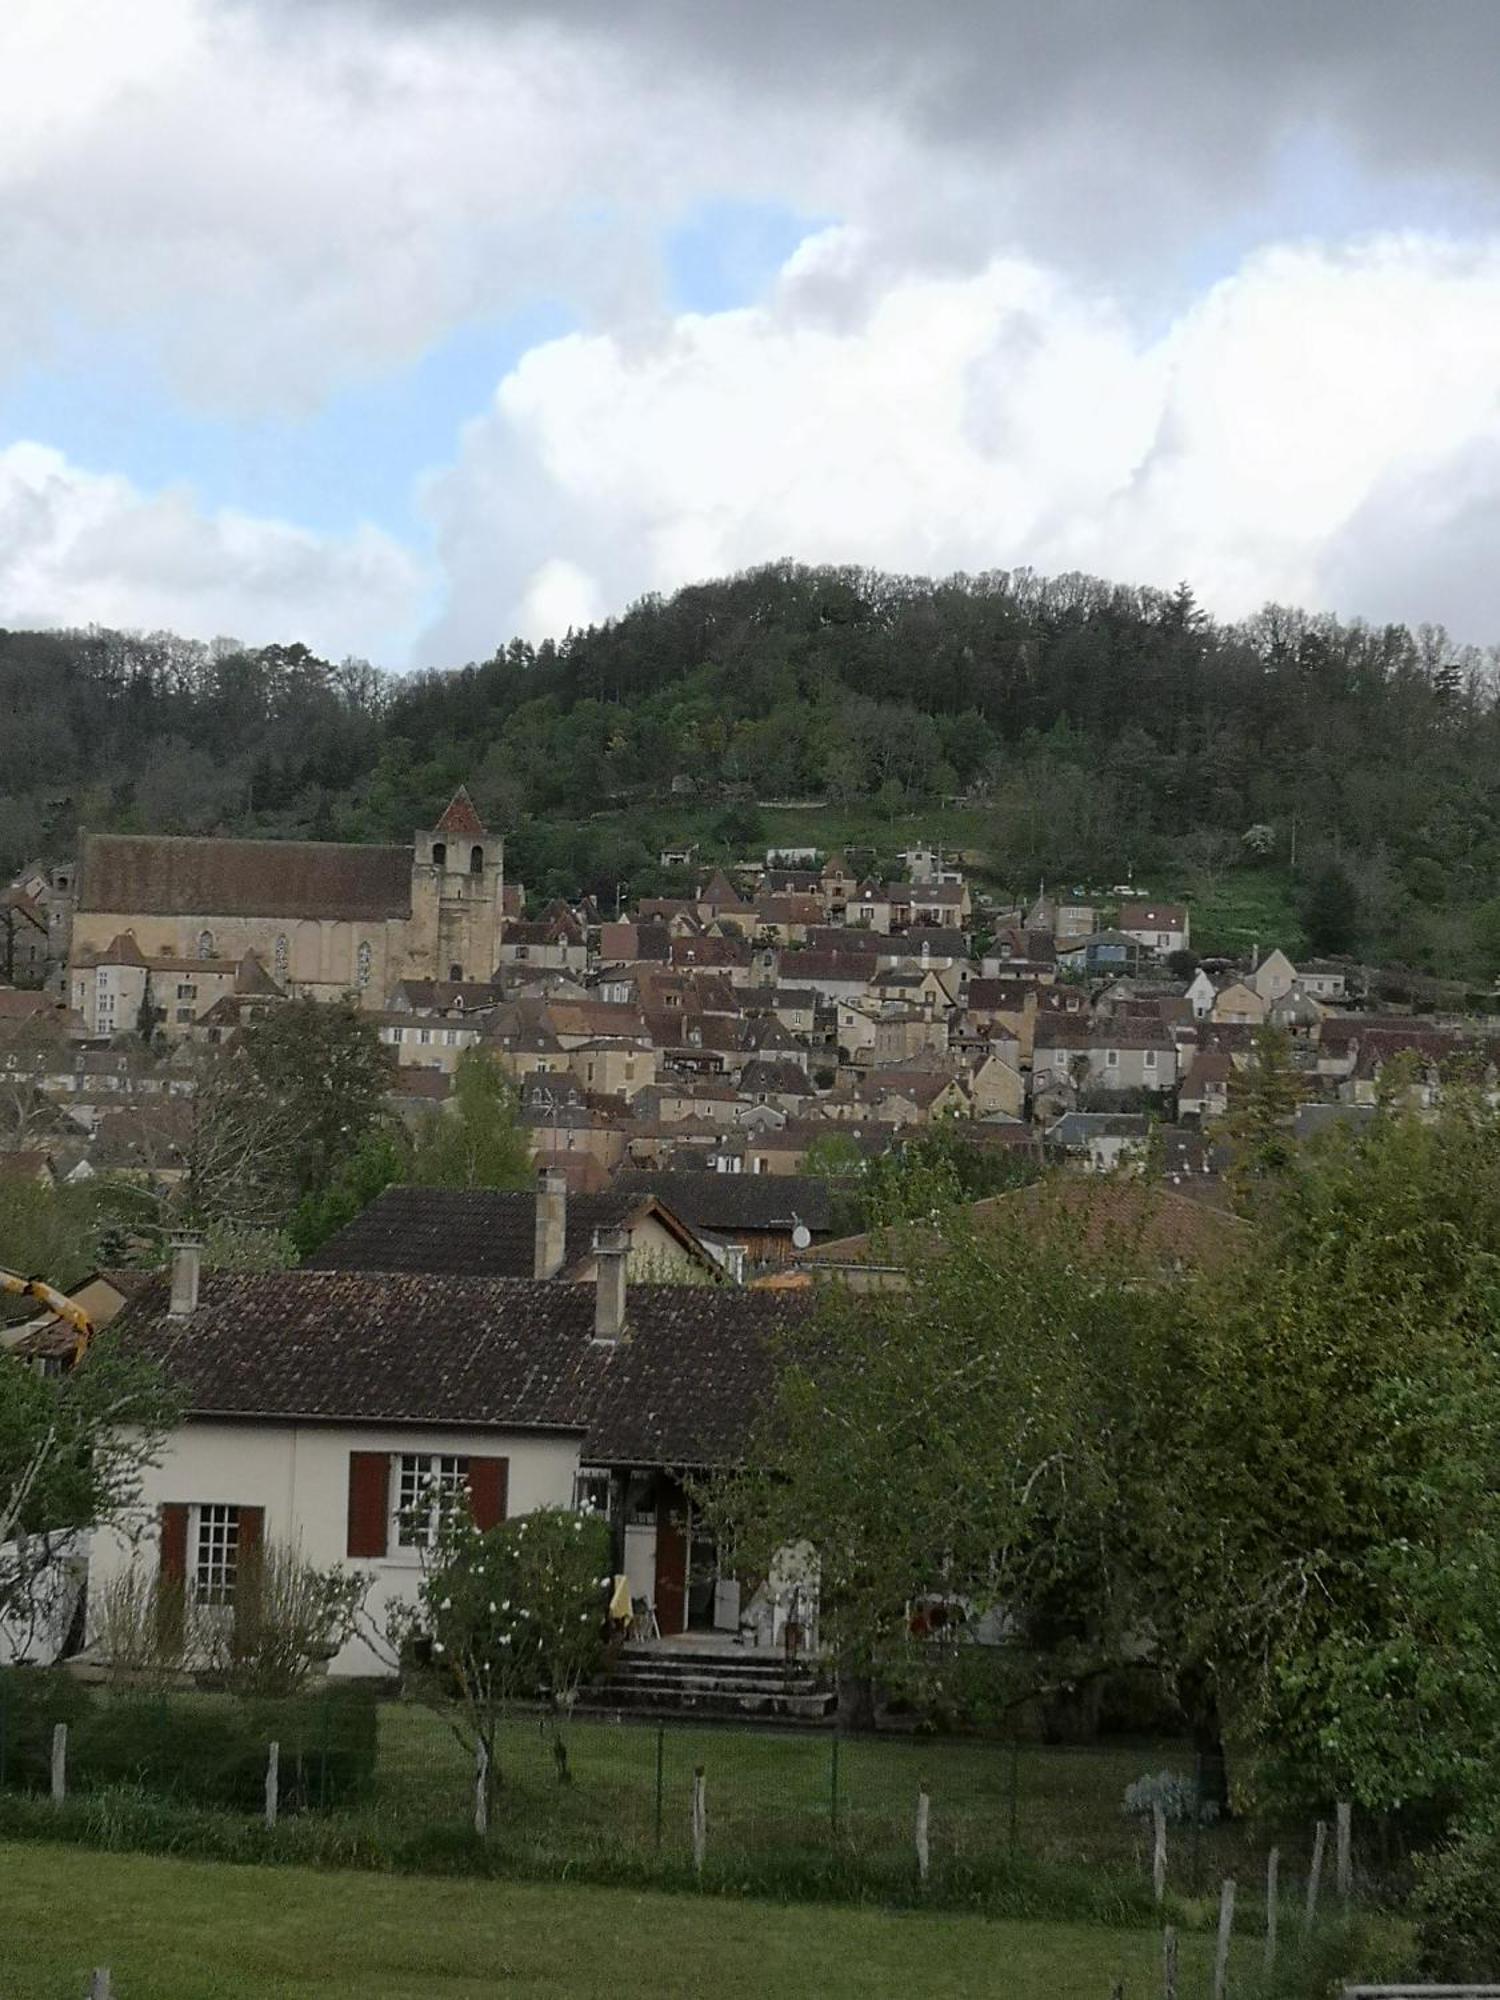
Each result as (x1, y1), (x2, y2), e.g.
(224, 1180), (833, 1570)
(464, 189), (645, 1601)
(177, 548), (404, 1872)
(194, 1502), (241, 1606)
(1144, 1049), (1158, 1070)
(395, 1452), (471, 1550)
(1106, 1049), (1120, 1068)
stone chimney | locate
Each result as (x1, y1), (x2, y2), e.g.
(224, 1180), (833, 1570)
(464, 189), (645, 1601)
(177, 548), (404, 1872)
(168, 1235), (202, 1318)
(534, 1166), (567, 1280)
(592, 1226), (629, 1343)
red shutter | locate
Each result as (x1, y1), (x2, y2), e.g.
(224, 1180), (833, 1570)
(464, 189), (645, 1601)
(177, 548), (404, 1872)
(157, 1502), (189, 1652)
(234, 1505), (266, 1647)
(468, 1457), (509, 1532)
(347, 1453), (390, 1558)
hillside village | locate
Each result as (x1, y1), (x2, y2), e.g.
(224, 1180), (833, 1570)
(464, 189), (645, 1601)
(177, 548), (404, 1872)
(1, 785), (1490, 1212)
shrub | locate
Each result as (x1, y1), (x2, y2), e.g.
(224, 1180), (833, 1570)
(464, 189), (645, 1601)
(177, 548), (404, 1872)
(0, 1667), (93, 1790)
(66, 1685), (378, 1813)
(1411, 1797), (1500, 1979)
(1122, 1768), (1219, 1827)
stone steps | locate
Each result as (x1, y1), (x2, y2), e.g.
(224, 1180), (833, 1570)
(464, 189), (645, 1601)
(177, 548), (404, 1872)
(586, 1645), (836, 1724)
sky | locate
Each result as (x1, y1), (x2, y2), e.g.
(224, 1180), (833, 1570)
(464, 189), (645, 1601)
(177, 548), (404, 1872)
(4, 0), (1500, 668)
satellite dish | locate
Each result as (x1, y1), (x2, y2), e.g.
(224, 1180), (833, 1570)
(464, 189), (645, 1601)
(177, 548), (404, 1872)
(791, 1222), (812, 1251)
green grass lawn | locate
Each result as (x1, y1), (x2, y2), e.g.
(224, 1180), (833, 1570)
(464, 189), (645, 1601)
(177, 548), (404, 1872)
(0, 1841), (1224, 2000)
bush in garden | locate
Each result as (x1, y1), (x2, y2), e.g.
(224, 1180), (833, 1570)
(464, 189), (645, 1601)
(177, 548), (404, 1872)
(394, 1504), (613, 1807)
(0, 1668), (92, 1790)
(1411, 1795), (1500, 1978)
(1121, 1768), (1219, 1827)
(63, 1686), (377, 1812)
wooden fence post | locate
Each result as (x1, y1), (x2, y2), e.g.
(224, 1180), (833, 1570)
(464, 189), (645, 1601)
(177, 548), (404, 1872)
(1152, 1799), (1167, 1905)
(88, 1971), (112, 2000)
(1264, 1847), (1279, 1974)
(692, 1766), (707, 1877)
(915, 1781), (931, 1886)
(1213, 1878), (1235, 2000)
(1162, 1924), (1177, 2000)
(1304, 1819), (1326, 1935)
(473, 1739), (489, 1839)
(264, 1741), (279, 1831)
(1335, 1801), (1352, 1902)
(50, 1722), (66, 1807)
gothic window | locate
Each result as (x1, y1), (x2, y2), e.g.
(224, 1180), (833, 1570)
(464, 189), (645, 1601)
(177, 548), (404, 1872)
(273, 935), (289, 983)
(432, 841), (447, 869)
(357, 941), (373, 989)
(197, 930), (215, 960)
(470, 845), (484, 875)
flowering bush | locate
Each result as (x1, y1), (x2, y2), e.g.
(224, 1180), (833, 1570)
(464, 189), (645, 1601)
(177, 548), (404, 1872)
(392, 1502), (613, 1806)
(1121, 1769), (1219, 1827)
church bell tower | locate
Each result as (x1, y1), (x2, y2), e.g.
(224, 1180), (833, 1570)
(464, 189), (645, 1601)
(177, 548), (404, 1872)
(412, 787), (505, 984)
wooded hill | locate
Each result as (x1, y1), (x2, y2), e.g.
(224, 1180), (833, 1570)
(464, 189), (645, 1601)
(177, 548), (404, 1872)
(6, 561), (1500, 975)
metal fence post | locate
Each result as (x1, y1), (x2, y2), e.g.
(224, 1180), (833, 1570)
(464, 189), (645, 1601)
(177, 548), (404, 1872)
(830, 1734), (840, 1835)
(654, 1726), (665, 1851)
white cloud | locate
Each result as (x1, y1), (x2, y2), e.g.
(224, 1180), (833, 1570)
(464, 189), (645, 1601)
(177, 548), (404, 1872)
(421, 232), (1500, 657)
(0, 442), (427, 657)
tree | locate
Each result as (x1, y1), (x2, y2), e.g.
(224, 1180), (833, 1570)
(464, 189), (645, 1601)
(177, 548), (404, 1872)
(287, 1127), (409, 1259)
(0, 1336), (178, 1655)
(407, 1051), (533, 1192)
(1301, 861), (1359, 956)
(236, 999), (394, 1202)
(712, 1188), (1147, 1729)
(1142, 1097), (1500, 1820)
(1219, 1023), (1303, 1199)
(185, 1000), (393, 1230)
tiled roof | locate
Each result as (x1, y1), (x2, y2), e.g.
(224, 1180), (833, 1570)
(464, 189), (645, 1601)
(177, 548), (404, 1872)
(612, 1169), (835, 1235)
(304, 1184), (699, 1280)
(111, 1269), (797, 1467)
(434, 788), (486, 837)
(78, 832), (414, 921)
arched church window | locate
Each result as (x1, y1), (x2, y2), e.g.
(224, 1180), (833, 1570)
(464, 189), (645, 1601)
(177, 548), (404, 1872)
(197, 930), (215, 960)
(470, 845), (484, 875)
(274, 935), (289, 983)
(432, 841), (447, 869)
(357, 941), (373, 989)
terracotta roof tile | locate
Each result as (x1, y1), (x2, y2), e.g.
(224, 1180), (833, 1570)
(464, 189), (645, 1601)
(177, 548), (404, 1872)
(79, 832), (414, 922)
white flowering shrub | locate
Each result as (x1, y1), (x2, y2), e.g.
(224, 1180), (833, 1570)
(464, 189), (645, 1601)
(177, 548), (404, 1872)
(393, 1501), (614, 1799)
(1122, 1768), (1219, 1827)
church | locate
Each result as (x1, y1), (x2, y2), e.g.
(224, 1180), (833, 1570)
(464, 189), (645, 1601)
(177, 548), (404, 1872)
(69, 789), (505, 1008)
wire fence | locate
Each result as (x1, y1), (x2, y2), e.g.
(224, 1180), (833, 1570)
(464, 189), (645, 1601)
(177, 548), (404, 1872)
(0, 1669), (1406, 1922)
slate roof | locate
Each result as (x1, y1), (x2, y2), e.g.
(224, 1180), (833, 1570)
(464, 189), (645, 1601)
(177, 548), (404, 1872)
(611, 1170), (835, 1236)
(109, 1270), (798, 1467)
(304, 1184), (705, 1280)
(78, 833), (414, 921)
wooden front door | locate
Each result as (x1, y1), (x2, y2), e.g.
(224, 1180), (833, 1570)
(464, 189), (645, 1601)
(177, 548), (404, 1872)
(654, 1488), (687, 1636)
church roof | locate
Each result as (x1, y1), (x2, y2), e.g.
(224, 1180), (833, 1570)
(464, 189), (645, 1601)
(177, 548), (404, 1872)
(78, 833), (414, 922)
(434, 787), (486, 837)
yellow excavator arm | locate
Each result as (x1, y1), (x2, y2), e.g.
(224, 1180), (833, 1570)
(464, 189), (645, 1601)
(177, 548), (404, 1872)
(0, 1267), (94, 1351)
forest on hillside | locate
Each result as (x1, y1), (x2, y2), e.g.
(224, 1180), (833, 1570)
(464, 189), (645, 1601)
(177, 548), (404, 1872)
(5, 561), (1500, 976)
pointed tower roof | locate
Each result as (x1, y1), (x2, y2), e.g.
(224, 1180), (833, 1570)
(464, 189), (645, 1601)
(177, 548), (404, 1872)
(434, 787), (486, 837)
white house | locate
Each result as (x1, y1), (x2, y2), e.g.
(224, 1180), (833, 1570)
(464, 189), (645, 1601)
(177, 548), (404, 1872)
(86, 1238), (801, 1672)
(1117, 901), (1190, 957)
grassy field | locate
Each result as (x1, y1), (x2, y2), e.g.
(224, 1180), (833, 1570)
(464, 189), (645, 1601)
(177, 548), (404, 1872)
(0, 1841), (1227, 2000)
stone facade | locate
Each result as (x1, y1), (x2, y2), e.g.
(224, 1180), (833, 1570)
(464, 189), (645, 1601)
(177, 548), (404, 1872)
(70, 790), (503, 1009)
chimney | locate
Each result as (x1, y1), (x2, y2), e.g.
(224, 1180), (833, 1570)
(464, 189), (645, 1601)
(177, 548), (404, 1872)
(168, 1235), (202, 1318)
(592, 1226), (629, 1343)
(534, 1166), (567, 1280)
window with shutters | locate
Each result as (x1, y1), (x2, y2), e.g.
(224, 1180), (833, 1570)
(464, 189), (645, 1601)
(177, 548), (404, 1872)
(396, 1453), (470, 1548)
(195, 1504), (241, 1604)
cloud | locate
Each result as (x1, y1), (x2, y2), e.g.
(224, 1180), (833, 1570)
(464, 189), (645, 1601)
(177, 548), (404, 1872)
(420, 232), (1500, 658)
(0, 441), (427, 657)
